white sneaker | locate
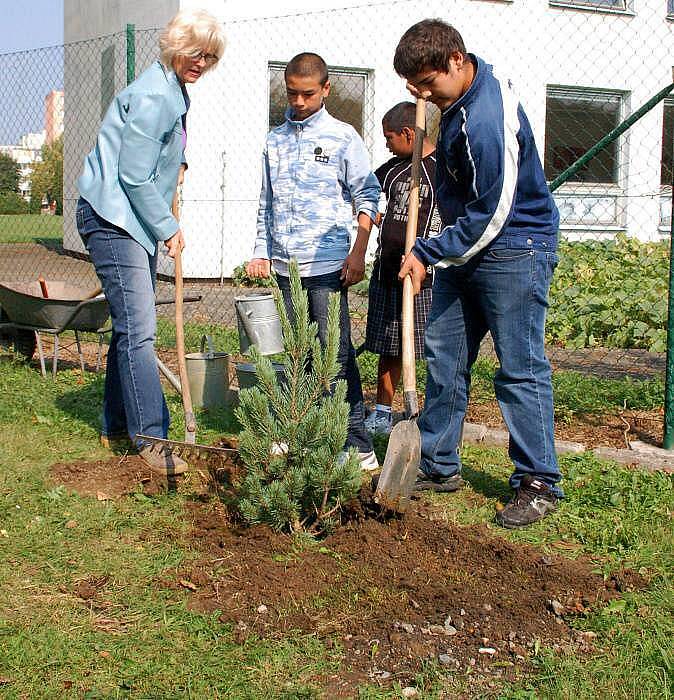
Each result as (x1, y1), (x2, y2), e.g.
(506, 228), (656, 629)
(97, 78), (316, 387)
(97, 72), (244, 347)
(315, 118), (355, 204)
(357, 449), (379, 472)
(364, 411), (393, 436)
(337, 449), (380, 472)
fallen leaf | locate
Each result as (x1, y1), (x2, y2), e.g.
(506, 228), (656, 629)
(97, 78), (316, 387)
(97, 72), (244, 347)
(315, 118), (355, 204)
(179, 579), (197, 591)
(551, 540), (581, 551)
(65, 520), (78, 529)
(96, 492), (110, 501)
(99, 651), (110, 659)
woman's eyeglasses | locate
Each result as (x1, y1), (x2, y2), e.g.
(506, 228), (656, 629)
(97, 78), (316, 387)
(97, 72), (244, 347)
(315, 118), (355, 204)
(189, 51), (218, 64)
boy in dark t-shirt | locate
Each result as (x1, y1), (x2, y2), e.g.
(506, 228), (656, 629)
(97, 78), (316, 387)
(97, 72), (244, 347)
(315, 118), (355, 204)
(364, 101), (440, 435)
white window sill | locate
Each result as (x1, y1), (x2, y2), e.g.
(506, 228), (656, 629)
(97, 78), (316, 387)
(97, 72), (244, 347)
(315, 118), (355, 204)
(549, 2), (635, 17)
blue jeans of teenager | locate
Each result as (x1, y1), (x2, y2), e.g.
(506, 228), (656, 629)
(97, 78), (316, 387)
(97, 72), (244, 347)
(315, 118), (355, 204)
(76, 198), (169, 444)
(276, 270), (372, 452)
(419, 239), (563, 497)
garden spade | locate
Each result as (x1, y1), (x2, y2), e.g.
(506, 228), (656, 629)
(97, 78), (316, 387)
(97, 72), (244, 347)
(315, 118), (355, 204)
(374, 97), (425, 513)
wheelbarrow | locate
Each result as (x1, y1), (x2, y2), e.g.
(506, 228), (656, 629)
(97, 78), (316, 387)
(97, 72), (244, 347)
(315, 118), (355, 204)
(0, 279), (110, 378)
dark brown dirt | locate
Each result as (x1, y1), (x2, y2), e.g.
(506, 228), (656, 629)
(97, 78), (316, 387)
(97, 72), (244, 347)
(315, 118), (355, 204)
(363, 388), (664, 452)
(50, 454), (167, 500)
(48, 457), (641, 693)
(164, 497), (638, 694)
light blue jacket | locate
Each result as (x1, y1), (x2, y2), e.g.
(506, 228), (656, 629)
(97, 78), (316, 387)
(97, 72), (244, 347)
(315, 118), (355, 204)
(253, 106), (380, 265)
(77, 61), (188, 255)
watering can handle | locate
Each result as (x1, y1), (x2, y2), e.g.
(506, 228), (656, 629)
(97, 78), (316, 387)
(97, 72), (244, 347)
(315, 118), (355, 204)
(200, 334), (216, 359)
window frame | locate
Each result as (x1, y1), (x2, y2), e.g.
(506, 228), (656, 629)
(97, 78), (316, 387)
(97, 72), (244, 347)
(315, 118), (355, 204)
(267, 61), (375, 153)
(549, 0), (633, 15)
(545, 84), (628, 231)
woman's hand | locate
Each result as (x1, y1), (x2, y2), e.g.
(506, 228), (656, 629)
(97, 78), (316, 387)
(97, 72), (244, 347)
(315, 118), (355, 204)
(165, 229), (185, 258)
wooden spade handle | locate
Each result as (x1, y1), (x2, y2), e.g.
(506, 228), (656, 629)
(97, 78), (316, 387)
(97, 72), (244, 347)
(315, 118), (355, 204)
(401, 97), (426, 418)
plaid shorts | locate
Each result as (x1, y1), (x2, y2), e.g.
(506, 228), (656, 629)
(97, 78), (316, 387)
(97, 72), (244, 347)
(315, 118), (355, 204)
(364, 275), (432, 358)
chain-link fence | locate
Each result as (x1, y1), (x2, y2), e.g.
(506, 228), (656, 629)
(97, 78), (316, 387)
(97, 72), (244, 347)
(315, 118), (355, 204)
(0, 0), (672, 379)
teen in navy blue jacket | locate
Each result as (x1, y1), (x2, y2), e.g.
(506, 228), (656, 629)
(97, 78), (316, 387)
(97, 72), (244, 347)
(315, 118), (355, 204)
(395, 19), (562, 528)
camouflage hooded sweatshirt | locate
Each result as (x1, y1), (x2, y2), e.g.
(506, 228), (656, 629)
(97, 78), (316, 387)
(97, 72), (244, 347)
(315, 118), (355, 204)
(253, 106), (380, 269)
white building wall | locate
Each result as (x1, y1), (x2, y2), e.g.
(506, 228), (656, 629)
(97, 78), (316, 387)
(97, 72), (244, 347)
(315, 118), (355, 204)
(63, 0), (674, 278)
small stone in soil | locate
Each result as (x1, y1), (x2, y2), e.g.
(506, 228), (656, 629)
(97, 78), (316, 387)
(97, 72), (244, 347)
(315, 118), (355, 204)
(549, 599), (564, 616)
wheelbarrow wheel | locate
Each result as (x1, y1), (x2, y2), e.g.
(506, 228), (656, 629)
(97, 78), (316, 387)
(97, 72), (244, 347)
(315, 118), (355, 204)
(0, 307), (36, 360)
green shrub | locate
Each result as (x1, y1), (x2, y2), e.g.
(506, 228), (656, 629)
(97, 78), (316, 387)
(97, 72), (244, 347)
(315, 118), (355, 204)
(0, 192), (29, 215)
(547, 235), (668, 352)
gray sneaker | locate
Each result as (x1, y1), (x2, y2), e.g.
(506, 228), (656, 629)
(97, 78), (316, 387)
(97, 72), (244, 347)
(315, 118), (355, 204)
(138, 442), (188, 475)
(414, 469), (463, 493)
(496, 475), (558, 528)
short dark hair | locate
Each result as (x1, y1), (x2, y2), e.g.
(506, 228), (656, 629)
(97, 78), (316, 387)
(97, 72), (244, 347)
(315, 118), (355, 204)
(393, 19), (466, 78)
(382, 102), (417, 133)
(285, 52), (329, 85)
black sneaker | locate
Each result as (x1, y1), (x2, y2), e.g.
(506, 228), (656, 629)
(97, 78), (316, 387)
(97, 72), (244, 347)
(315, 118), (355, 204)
(414, 469), (463, 493)
(496, 475), (558, 528)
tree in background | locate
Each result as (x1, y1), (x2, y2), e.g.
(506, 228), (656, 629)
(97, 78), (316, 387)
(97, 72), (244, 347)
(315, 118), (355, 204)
(29, 136), (63, 215)
(0, 152), (28, 215)
(0, 152), (20, 194)
(234, 259), (362, 535)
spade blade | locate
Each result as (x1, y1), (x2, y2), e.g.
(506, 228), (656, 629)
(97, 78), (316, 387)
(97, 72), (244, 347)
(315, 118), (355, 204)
(374, 418), (420, 513)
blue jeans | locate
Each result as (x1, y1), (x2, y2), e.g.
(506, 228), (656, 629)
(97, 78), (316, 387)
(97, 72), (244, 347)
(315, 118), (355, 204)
(276, 270), (372, 452)
(76, 198), (169, 444)
(419, 240), (563, 497)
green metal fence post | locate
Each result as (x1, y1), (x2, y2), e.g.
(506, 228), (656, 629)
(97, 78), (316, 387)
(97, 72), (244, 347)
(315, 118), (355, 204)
(663, 68), (674, 450)
(126, 24), (135, 85)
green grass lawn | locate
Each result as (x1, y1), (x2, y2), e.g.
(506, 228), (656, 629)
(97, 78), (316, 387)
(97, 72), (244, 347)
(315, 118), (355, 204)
(0, 357), (671, 698)
(0, 214), (63, 243)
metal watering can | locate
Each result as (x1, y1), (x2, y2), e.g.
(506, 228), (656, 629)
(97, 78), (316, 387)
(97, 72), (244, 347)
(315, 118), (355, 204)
(185, 335), (230, 409)
(235, 293), (284, 356)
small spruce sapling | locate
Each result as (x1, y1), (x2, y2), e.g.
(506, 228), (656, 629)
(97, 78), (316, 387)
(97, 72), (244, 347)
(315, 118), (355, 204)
(235, 259), (361, 534)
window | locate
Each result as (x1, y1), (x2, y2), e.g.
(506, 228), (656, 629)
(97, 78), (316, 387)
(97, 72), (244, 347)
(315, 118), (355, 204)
(544, 86), (624, 185)
(268, 62), (374, 147)
(661, 99), (674, 186)
(550, 0), (627, 9)
(669, 0), (674, 16)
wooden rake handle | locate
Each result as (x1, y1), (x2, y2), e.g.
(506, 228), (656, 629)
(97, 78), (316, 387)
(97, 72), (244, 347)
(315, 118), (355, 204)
(172, 189), (196, 443)
(401, 97), (426, 418)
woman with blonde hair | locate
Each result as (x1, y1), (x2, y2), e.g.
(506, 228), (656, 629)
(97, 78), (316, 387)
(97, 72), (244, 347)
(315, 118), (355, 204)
(76, 10), (225, 474)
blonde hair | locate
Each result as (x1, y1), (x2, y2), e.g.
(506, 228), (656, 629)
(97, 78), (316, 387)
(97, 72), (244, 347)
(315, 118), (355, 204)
(159, 9), (225, 74)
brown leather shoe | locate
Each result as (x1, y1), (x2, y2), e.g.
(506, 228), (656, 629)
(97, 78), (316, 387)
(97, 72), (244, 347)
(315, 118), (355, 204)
(138, 443), (188, 475)
(100, 433), (131, 450)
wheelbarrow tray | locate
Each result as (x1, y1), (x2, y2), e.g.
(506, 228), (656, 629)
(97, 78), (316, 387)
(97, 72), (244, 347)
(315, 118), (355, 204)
(0, 280), (109, 331)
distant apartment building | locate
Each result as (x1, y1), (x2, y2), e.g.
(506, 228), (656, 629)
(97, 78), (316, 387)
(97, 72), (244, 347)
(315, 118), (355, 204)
(0, 131), (45, 200)
(45, 90), (64, 145)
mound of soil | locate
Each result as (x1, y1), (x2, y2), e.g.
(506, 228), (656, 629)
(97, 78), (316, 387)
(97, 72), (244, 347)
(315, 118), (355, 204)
(49, 458), (640, 694)
(167, 499), (636, 693)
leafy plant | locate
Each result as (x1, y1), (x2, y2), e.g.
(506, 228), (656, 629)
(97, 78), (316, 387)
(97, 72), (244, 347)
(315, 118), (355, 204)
(232, 262), (275, 288)
(547, 235), (668, 352)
